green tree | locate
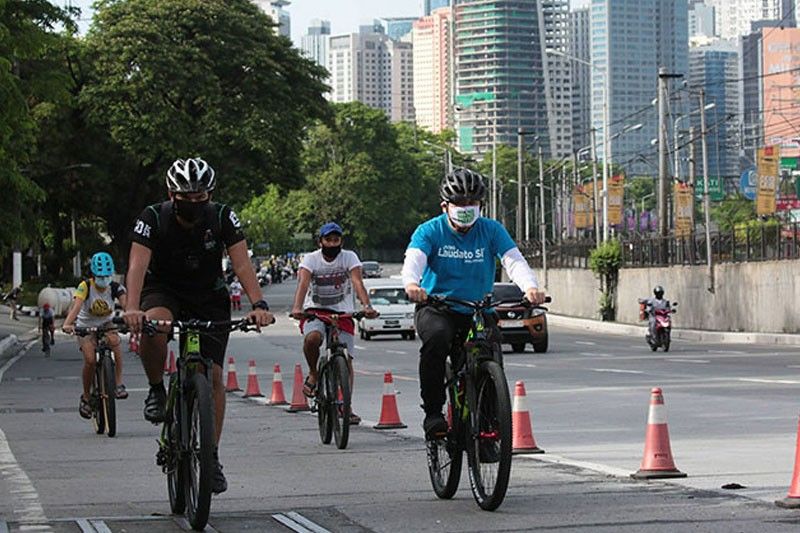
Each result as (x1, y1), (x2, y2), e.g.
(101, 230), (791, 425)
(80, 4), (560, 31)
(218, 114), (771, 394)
(80, 0), (330, 233)
(711, 193), (756, 232)
(240, 184), (296, 255)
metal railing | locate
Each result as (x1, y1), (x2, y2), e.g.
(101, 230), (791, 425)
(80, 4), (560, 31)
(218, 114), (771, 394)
(521, 222), (800, 269)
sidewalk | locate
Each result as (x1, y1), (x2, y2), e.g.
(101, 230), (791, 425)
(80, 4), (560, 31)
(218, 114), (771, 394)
(549, 313), (800, 345)
(0, 305), (40, 361)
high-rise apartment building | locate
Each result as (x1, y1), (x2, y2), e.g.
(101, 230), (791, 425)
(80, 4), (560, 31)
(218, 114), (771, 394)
(300, 19), (331, 70)
(590, 0), (689, 176)
(412, 7), (453, 133)
(762, 27), (800, 157)
(328, 29), (414, 123)
(542, 0), (573, 159)
(425, 0), (451, 16)
(569, 7), (591, 153)
(454, 0), (551, 157)
(707, 0), (795, 40)
(689, 41), (739, 178)
(253, 0), (291, 38)
(689, 2), (715, 38)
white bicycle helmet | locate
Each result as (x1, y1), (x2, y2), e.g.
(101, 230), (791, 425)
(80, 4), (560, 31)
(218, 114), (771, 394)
(165, 158), (216, 193)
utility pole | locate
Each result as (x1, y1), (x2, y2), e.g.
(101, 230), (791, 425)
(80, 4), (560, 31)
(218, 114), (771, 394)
(657, 67), (669, 240)
(491, 123), (497, 220)
(687, 126), (696, 188)
(589, 128), (600, 245)
(539, 145), (547, 288)
(517, 128), (524, 242)
(699, 90), (715, 293)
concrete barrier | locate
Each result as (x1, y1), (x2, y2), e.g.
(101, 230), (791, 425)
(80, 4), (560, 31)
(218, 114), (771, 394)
(37, 287), (75, 318)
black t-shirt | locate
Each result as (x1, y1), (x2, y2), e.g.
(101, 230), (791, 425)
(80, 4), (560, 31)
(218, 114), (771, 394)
(130, 201), (245, 291)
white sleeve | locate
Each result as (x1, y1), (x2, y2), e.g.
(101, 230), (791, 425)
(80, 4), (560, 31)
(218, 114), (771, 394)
(500, 247), (539, 291)
(347, 250), (362, 270)
(401, 248), (428, 288)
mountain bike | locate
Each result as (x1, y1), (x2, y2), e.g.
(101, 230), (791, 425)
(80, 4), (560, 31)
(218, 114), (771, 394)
(300, 310), (368, 450)
(74, 321), (127, 438)
(424, 294), (549, 511)
(148, 317), (262, 531)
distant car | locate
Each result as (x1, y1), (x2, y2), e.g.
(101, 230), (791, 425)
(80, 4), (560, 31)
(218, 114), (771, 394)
(493, 283), (548, 353)
(361, 261), (383, 278)
(359, 280), (415, 340)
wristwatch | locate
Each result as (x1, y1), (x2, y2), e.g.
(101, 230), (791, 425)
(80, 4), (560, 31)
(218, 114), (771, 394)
(252, 299), (270, 311)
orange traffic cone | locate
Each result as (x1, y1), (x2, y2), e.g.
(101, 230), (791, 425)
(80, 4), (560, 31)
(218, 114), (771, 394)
(163, 350), (177, 374)
(374, 371), (407, 429)
(512, 381), (544, 454)
(287, 363), (310, 412)
(631, 387), (686, 479)
(268, 364), (288, 405)
(242, 360), (263, 398)
(225, 356), (241, 392)
(775, 416), (800, 508)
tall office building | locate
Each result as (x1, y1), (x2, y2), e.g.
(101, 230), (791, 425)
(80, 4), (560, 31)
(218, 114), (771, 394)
(569, 7), (591, 154)
(425, 0), (450, 16)
(253, 0), (291, 38)
(707, 0), (795, 40)
(328, 29), (414, 123)
(412, 7), (453, 133)
(454, 0), (551, 157)
(300, 19), (331, 69)
(590, 0), (689, 176)
(542, 0), (574, 159)
(378, 17), (419, 41)
(689, 41), (739, 178)
(689, 1), (716, 38)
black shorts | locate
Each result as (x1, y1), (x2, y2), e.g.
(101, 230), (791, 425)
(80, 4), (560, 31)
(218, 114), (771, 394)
(141, 283), (231, 367)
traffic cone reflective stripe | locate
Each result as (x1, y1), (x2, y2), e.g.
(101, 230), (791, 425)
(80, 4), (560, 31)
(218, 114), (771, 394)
(775, 416), (800, 508)
(225, 356), (241, 392)
(512, 381), (544, 454)
(631, 387), (686, 479)
(287, 363), (310, 412)
(243, 360), (263, 397)
(374, 371), (407, 429)
(268, 364), (288, 405)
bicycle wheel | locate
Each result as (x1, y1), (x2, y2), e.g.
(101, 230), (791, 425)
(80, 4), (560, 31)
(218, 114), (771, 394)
(466, 360), (512, 511)
(330, 355), (351, 450)
(427, 377), (463, 499)
(101, 355), (117, 438)
(317, 365), (332, 445)
(184, 373), (215, 530)
(92, 366), (105, 435)
(166, 384), (186, 514)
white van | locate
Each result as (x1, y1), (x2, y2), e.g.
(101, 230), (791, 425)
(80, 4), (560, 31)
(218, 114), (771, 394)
(359, 279), (416, 340)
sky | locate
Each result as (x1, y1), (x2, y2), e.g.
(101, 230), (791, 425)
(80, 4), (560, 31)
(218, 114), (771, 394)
(61, 0), (591, 45)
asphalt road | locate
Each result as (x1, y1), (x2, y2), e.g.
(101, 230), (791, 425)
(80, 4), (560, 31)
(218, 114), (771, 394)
(1, 274), (799, 532)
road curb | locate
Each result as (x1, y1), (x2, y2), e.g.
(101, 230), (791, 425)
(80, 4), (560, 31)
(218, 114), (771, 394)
(0, 334), (18, 357)
(548, 314), (800, 346)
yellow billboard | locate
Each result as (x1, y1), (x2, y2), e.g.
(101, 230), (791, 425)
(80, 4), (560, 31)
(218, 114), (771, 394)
(674, 182), (694, 237)
(608, 174), (625, 225)
(757, 145), (779, 216)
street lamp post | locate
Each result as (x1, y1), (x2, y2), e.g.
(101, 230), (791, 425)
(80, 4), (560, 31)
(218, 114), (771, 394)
(546, 48), (610, 241)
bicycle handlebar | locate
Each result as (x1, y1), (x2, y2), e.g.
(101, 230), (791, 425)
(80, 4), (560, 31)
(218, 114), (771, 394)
(72, 321), (130, 337)
(427, 294), (551, 311)
(294, 309), (372, 322)
(139, 316), (274, 334)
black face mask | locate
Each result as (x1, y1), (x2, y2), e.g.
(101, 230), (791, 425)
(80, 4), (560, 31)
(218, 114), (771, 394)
(321, 245), (341, 260)
(173, 199), (208, 224)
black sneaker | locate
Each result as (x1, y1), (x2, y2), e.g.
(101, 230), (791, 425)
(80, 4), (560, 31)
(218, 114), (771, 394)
(479, 439), (500, 463)
(212, 449), (227, 494)
(143, 384), (166, 424)
(423, 412), (447, 439)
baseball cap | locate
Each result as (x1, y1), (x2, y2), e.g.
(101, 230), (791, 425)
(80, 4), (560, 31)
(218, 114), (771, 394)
(319, 222), (343, 238)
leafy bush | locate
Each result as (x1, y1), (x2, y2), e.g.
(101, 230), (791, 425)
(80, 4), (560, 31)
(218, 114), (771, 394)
(589, 239), (622, 321)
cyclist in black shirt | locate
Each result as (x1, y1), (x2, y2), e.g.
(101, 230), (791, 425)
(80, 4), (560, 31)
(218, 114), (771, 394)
(124, 157), (273, 494)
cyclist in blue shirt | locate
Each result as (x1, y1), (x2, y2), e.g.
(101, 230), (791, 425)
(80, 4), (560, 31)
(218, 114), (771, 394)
(401, 168), (546, 437)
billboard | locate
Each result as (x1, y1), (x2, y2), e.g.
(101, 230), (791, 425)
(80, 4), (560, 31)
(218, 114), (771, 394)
(674, 182), (694, 237)
(608, 175), (625, 226)
(762, 28), (800, 158)
(573, 185), (591, 229)
(757, 146), (780, 215)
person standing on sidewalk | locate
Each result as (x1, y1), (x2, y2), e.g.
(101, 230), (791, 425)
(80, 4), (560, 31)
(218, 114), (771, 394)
(4, 286), (21, 320)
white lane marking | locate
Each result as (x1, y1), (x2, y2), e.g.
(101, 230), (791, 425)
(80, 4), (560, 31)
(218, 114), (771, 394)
(788, 365), (800, 369)
(0, 353), (24, 384)
(76, 519), (94, 533)
(272, 512), (331, 533)
(386, 350), (407, 355)
(666, 358), (710, 364)
(580, 352), (613, 357)
(90, 520), (112, 533)
(707, 350), (746, 354)
(590, 368), (644, 375)
(738, 378), (800, 385)
(506, 363), (537, 368)
(17, 526), (51, 532)
(174, 517), (219, 532)
(0, 428), (49, 527)
(353, 345), (366, 350)
(575, 341), (596, 346)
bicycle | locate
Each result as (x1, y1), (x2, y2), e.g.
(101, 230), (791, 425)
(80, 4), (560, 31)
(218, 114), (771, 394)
(299, 309), (368, 450)
(41, 325), (53, 357)
(73, 321), (128, 438)
(147, 317), (262, 531)
(424, 294), (550, 511)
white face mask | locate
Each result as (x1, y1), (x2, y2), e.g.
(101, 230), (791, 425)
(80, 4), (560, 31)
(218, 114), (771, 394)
(447, 204), (481, 228)
(95, 276), (111, 289)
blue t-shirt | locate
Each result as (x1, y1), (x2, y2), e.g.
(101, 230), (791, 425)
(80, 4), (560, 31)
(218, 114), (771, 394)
(408, 214), (516, 311)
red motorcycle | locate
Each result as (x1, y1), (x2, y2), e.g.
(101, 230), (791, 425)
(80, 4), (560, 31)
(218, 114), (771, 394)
(642, 302), (677, 352)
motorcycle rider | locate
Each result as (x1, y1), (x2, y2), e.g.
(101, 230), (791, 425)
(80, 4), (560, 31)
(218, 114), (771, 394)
(638, 285), (671, 342)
